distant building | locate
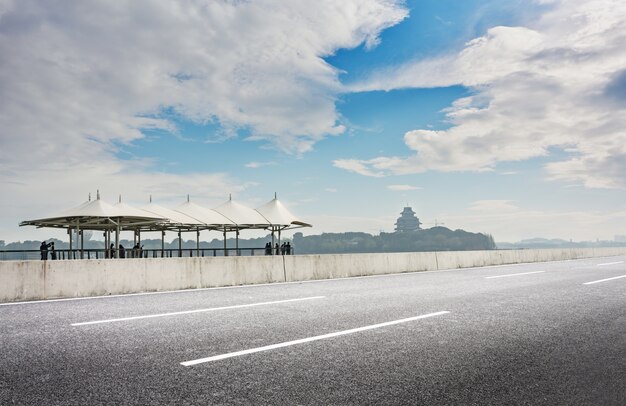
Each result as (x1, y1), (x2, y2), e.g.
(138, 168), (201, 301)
(395, 207), (421, 233)
(615, 235), (626, 243)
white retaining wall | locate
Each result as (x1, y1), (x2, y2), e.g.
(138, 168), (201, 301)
(1, 247), (625, 303)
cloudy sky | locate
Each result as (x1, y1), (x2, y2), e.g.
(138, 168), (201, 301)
(1, 0), (626, 244)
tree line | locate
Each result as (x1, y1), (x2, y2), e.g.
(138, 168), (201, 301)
(1, 226), (496, 255)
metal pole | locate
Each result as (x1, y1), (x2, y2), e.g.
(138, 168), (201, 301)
(178, 228), (183, 258)
(79, 226), (83, 259)
(223, 227), (227, 256)
(161, 230), (165, 258)
(115, 225), (120, 258)
(196, 229), (200, 257)
(236, 229), (239, 256)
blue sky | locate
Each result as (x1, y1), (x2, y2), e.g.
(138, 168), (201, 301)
(1, 0), (626, 243)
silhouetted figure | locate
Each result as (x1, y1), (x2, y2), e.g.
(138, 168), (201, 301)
(275, 243), (280, 256)
(132, 243), (140, 258)
(50, 242), (57, 260)
(107, 243), (115, 259)
(264, 242), (271, 255)
(286, 242), (292, 255)
(280, 242), (286, 255)
(40, 241), (49, 260)
(119, 244), (125, 259)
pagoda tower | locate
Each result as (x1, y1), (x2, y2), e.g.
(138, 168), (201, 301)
(395, 207), (421, 233)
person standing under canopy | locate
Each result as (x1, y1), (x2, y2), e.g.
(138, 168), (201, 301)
(40, 241), (50, 260)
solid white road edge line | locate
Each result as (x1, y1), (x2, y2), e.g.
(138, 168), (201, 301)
(484, 271), (545, 279)
(583, 275), (626, 285)
(71, 296), (325, 326)
(597, 261), (624, 266)
(180, 311), (450, 366)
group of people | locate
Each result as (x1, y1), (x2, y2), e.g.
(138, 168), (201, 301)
(264, 241), (292, 255)
(39, 240), (56, 260)
(106, 243), (143, 259)
(40, 240), (146, 260)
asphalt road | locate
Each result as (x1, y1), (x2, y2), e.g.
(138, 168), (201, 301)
(1, 256), (625, 405)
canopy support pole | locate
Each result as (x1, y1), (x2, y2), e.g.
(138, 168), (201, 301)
(161, 230), (165, 258)
(68, 228), (73, 256)
(78, 225), (83, 259)
(271, 229), (275, 255)
(196, 228), (200, 257)
(115, 224), (120, 259)
(178, 229), (182, 257)
(236, 229), (239, 256)
(223, 227), (227, 256)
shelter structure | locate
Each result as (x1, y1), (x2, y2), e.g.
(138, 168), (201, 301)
(20, 192), (165, 258)
(256, 194), (311, 246)
(214, 195), (271, 254)
(139, 197), (206, 255)
(20, 192), (312, 258)
(175, 196), (235, 255)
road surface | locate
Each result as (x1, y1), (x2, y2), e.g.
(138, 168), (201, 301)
(1, 256), (625, 405)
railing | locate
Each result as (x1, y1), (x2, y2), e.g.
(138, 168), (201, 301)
(0, 247), (296, 261)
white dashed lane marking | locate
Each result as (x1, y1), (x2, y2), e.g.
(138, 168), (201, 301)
(71, 296), (325, 326)
(583, 275), (626, 285)
(484, 271), (545, 279)
(181, 311), (450, 366)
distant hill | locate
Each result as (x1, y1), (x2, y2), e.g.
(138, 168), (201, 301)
(292, 227), (496, 254)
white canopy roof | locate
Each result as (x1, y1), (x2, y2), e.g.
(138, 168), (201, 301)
(20, 197), (164, 230)
(115, 201), (167, 221)
(139, 202), (204, 228)
(21, 194), (312, 233)
(175, 200), (235, 229)
(214, 197), (270, 228)
(256, 197), (311, 228)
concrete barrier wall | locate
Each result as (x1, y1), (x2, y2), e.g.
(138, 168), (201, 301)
(1, 247), (625, 302)
(283, 252), (439, 282)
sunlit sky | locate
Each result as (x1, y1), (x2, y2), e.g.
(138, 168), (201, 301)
(1, 0), (626, 244)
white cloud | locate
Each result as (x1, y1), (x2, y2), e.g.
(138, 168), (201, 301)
(387, 184), (422, 191)
(0, 0), (408, 163)
(340, 0), (626, 188)
(332, 159), (386, 177)
(245, 161), (277, 169)
(325, 188), (338, 193)
(0, 0), (407, 240)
